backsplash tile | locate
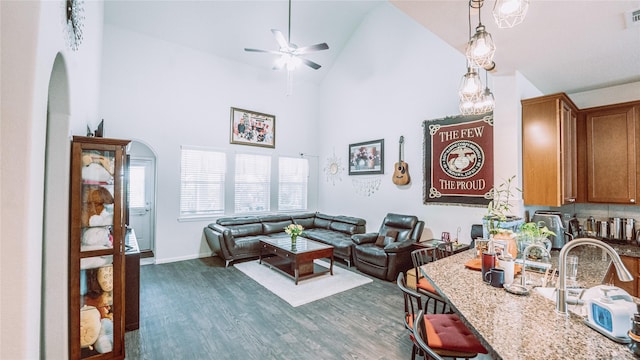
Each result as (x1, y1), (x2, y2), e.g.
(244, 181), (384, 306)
(524, 203), (640, 232)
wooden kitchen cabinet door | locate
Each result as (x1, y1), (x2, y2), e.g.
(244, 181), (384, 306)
(522, 93), (578, 206)
(604, 255), (638, 297)
(585, 102), (640, 204)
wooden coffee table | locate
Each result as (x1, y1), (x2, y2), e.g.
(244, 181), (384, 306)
(259, 236), (334, 285)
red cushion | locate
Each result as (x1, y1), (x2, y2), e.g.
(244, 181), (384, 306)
(424, 314), (488, 354)
(417, 278), (437, 294)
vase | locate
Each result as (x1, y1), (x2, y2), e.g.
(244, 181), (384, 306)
(291, 235), (297, 247)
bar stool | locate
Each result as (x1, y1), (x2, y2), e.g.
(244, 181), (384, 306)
(397, 273), (487, 360)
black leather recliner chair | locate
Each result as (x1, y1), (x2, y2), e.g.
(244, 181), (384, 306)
(352, 213), (425, 281)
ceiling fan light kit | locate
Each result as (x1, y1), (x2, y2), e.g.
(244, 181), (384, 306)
(244, 0), (329, 94)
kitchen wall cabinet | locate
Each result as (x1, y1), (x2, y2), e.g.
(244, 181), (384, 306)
(522, 93), (578, 206)
(69, 136), (129, 359)
(584, 101), (640, 204)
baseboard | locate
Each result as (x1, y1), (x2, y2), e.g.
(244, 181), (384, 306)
(154, 252), (215, 264)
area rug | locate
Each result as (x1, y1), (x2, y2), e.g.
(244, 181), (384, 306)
(234, 260), (373, 307)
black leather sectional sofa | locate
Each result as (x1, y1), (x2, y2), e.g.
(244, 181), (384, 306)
(203, 212), (366, 267)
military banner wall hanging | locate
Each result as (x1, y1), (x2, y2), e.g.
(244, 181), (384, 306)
(423, 113), (494, 206)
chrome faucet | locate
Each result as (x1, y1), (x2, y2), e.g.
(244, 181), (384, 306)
(521, 243), (551, 287)
(556, 237), (634, 316)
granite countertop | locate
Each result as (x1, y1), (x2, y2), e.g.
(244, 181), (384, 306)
(423, 246), (637, 360)
(610, 243), (640, 258)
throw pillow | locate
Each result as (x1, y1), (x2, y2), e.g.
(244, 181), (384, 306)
(375, 235), (387, 247)
(375, 230), (399, 247)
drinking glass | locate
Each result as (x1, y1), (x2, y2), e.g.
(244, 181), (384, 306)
(567, 255), (579, 281)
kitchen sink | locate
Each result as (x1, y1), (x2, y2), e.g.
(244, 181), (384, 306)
(534, 287), (586, 316)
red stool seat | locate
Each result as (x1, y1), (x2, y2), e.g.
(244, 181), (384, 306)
(424, 313), (488, 355)
(417, 278), (437, 294)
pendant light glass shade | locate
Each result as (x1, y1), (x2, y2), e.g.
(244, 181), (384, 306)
(465, 24), (496, 69)
(493, 0), (529, 28)
(459, 98), (476, 115)
(475, 87), (495, 114)
(458, 67), (483, 101)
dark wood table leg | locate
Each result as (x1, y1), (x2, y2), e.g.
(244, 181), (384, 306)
(330, 254), (334, 275)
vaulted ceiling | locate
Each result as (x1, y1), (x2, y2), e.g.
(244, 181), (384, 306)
(104, 0), (640, 94)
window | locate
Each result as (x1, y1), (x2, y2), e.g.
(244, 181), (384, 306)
(235, 153), (271, 213)
(128, 164), (146, 209)
(278, 157), (308, 211)
(180, 146), (226, 217)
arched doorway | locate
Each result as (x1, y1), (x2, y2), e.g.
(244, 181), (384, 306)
(128, 140), (157, 260)
(42, 53), (71, 357)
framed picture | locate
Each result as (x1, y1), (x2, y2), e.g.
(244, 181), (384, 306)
(348, 139), (384, 175)
(230, 107), (275, 148)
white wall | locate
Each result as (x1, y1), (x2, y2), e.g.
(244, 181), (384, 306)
(1, 1), (106, 358)
(569, 82), (640, 109)
(316, 2), (524, 241)
(99, 25), (322, 263)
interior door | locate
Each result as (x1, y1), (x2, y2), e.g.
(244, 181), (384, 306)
(129, 157), (155, 255)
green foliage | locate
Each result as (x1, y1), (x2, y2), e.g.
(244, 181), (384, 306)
(517, 221), (556, 240)
(485, 175), (521, 234)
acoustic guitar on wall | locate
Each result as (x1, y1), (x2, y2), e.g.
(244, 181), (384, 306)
(393, 136), (410, 185)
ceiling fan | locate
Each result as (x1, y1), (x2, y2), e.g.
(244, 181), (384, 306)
(244, 0), (329, 71)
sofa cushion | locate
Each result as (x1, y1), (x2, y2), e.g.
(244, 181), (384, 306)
(262, 220), (293, 234)
(314, 213), (333, 229)
(333, 215), (366, 226)
(329, 221), (357, 235)
(303, 229), (354, 258)
(259, 214), (292, 223)
(292, 213), (316, 229)
(217, 216), (260, 226)
(228, 223), (263, 238)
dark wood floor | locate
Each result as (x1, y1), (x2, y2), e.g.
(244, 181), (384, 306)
(124, 257), (414, 359)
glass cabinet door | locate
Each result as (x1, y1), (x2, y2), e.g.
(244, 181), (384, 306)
(70, 137), (129, 360)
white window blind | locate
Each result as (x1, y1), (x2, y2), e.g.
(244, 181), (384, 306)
(235, 153), (271, 213)
(180, 147), (226, 217)
(128, 165), (146, 209)
(278, 157), (308, 211)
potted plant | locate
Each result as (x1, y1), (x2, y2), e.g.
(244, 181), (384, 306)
(484, 175), (522, 235)
(516, 221), (556, 259)
(482, 175), (523, 258)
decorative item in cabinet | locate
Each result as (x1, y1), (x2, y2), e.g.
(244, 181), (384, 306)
(70, 136), (129, 360)
(521, 93), (578, 206)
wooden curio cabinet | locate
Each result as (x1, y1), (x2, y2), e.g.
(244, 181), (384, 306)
(522, 93), (578, 206)
(69, 136), (129, 359)
(584, 101), (640, 204)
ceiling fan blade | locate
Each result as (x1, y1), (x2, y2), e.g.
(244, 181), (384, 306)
(301, 58), (322, 70)
(244, 48), (281, 55)
(271, 29), (289, 50)
(295, 43), (329, 55)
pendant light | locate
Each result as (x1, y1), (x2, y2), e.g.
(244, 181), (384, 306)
(493, 0), (529, 28)
(458, 67), (483, 100)
(474, 70), (495, 114)
(465, 2), (496, 70)
(458, 67), (483, 115)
